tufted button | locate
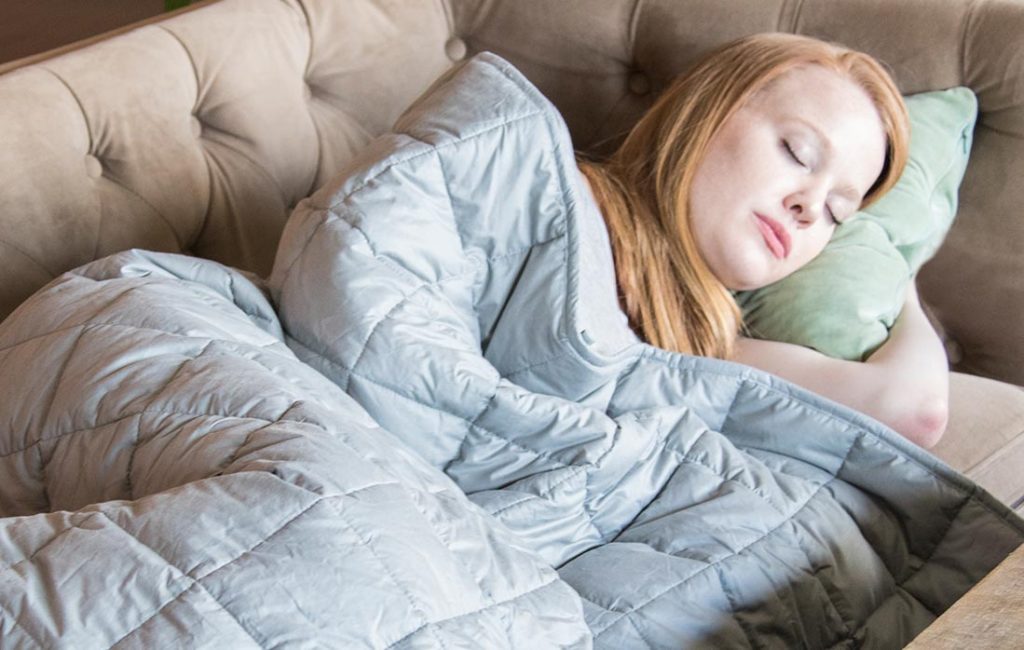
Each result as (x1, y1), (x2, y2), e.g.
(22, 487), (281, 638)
(190, 115), (203, 138)
(628, 71), (651, 96)
(445, 37), (467, 61)
(303, 82), (313, 101)
(84, 155), (103, 179)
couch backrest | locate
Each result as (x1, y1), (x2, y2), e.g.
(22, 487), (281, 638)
(0, 0), (456, 310)
(1, 0), (1022, 386)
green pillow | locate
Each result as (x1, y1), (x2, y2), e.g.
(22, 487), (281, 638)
(735, 87), (978, 360)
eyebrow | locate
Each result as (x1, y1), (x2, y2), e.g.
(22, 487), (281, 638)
(789, 117), (864, 203)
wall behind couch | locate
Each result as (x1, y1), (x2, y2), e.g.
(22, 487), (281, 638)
(0, 0), (165, 65)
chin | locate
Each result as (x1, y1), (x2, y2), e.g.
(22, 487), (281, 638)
(710, 248), (779, 291)
(721, 266), (774, 292)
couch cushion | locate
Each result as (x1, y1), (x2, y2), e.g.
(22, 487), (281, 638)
(933, 372), (1024, 511)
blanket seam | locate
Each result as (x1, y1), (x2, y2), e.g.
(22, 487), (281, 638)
(431, 147), (470, 256)
(628, 352), (1024, 531)
(392, 484), (498, 606)
(0, 409), (277, 461)
(271, 208), (331, 298)
(0, 317), (284, 358)
(615, 449), (790, 543)
(502, 342), (574, 381)
(33, 325), (90, 513)
(0, 587), (49, 649)
(212, 419), (277, 479)
(386, 576), (566, 648)
(344, 213), (432, 287)
(93, 511), (267, 648)
(107, 581), (257, 649)
(713, 562), (761, 650)
(625, 420), (790, 522)
(486, 465), (588, 519)
(592, 436), (859, 640)
(326, 108), (544, 213)
(321, 497), (452, 650)
(623, 611), (657, 650)
(347, 369), (569, 472)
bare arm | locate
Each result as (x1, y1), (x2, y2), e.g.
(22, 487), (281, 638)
(734, 282), (950, 448)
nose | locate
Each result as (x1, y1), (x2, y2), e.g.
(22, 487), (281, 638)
(783, 188), (824, 227)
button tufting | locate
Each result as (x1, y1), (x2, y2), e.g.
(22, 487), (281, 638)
(84, 155), (102, 179)
(445, 37), (467, 61)
(190, 115), (202, 138)
(628, 71), (651, 96)
(303, 82), (313, 101)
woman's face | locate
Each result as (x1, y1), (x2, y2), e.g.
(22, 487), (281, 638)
(687, 64), (888, 291)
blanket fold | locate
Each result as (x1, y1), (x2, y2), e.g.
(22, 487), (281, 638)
(0, 249), (589, 648)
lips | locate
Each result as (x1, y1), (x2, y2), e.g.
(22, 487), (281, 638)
(754, 213), (791, 259)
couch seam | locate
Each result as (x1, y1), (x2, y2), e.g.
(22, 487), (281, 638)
(959, 0), (979, 87)
(199, 123), (292, 215)
(627, 0), (645, 57)
(35, 443), (52, 514)
(292, 0), (323, 200)
(38, 67), (93, 154)
(123, 414), (143, 501)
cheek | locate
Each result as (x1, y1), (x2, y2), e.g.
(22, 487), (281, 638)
(798, 228), (834, 265)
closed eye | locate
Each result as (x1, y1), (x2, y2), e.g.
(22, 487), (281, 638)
(783, 140), (806, 167)
(826, 205), (840, 226)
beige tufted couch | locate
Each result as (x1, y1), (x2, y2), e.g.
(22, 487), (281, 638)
(1, 0), (1022, 523)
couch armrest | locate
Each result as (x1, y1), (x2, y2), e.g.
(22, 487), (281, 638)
(933, 372), (1024, 511)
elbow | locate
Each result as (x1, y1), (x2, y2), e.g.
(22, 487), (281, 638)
(895, 396), (948, 449)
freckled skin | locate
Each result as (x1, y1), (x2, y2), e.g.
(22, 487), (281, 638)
(687, 65), (888, 291)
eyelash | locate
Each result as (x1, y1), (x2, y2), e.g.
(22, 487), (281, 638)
(783, 140), (841, 226)
(783, 140), (805, 168)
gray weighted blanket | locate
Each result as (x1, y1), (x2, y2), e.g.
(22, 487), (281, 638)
(0, 250), (588, 647)
(269, 53), (1024, 647)
(0, 51), (1020, 648)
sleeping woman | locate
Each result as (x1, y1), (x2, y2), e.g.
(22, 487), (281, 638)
(578, 33), (950, 447)
(266, 32), (1017, 645)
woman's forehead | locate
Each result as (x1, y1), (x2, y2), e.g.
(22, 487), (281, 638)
(749, 66), (868, 117)
(745, 65), (889, 195)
